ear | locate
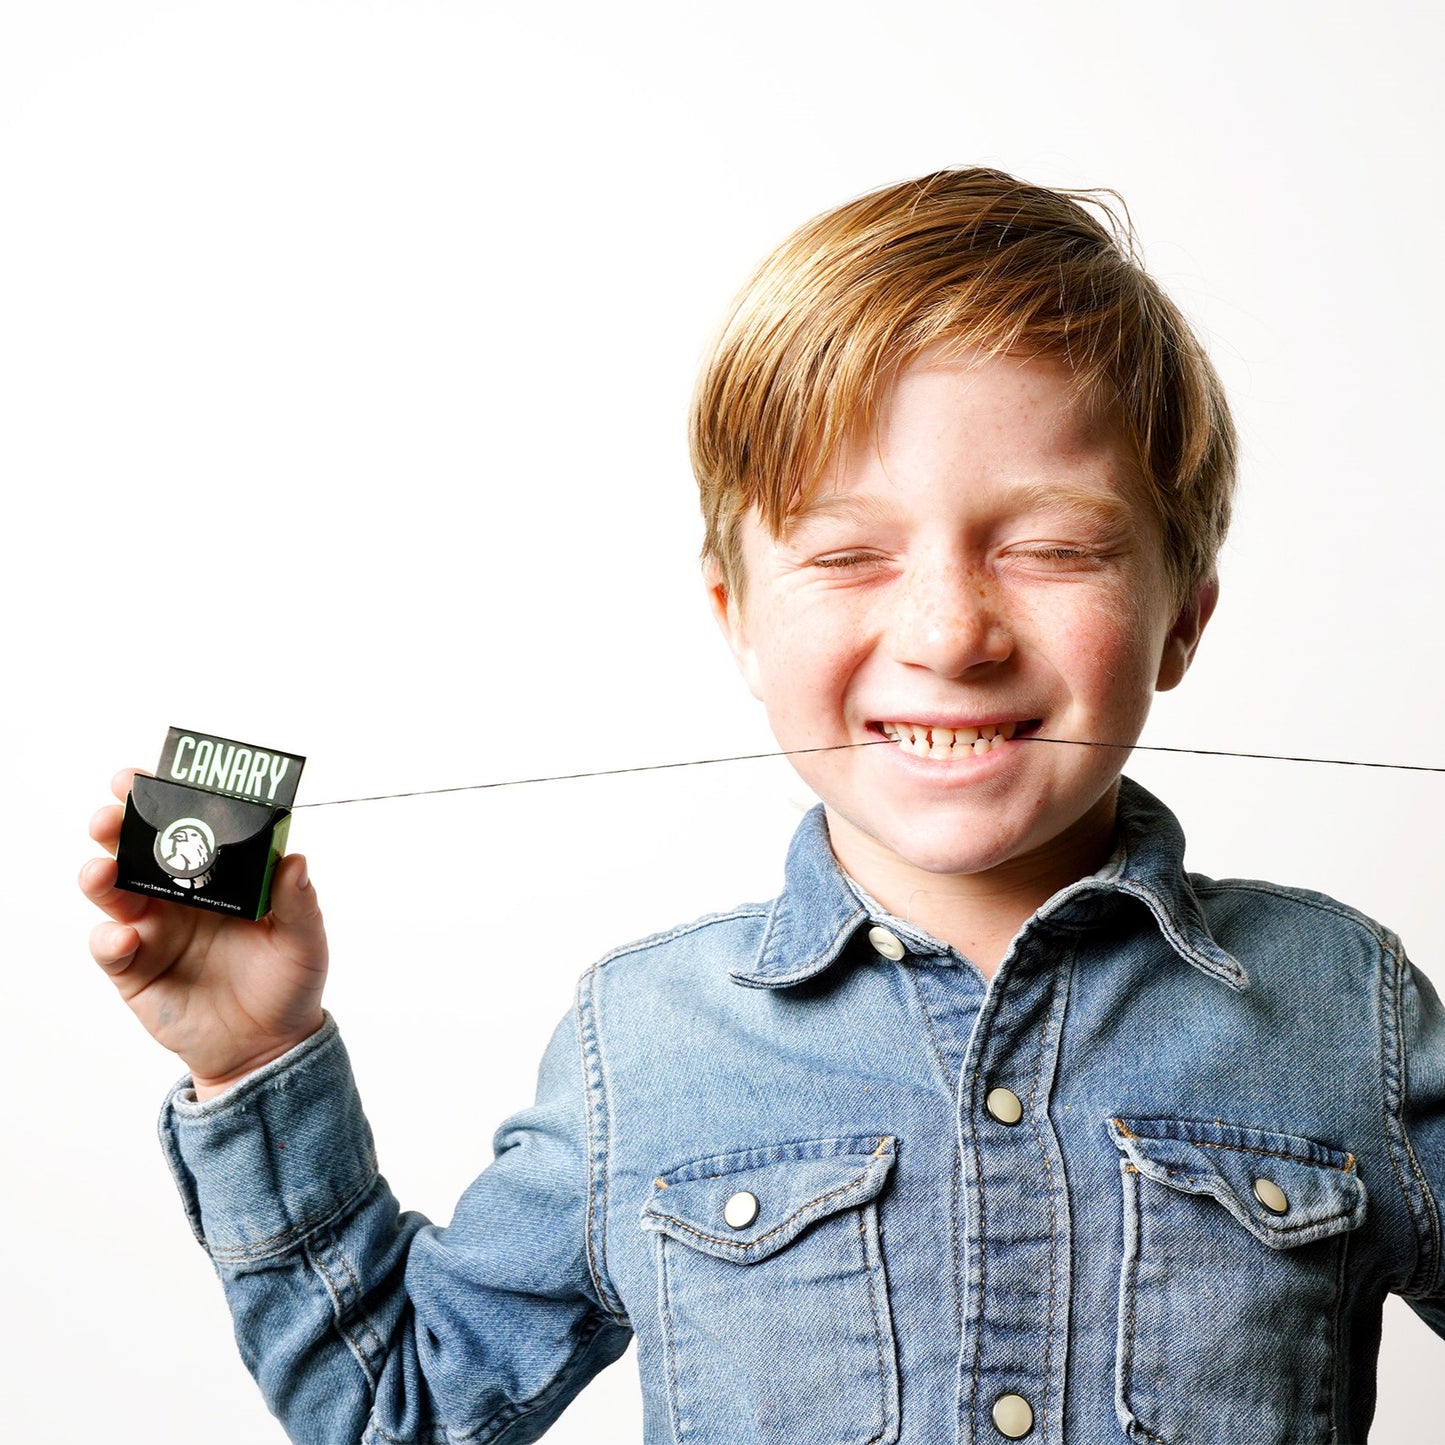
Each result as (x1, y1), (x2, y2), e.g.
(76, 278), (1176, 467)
(1155, 575), (1218, 693)
(705, 560), (765, 701)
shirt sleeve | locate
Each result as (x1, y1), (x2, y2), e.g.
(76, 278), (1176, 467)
(1394, 948), (1445, 1335)
(160, 1012), (631, 1444)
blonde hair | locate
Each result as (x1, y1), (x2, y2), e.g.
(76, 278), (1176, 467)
(690, 168), (1235, 606)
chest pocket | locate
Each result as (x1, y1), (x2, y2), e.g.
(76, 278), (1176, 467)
(641, 1135), (899, 1445)
(1108, 1117), (1366, 1445)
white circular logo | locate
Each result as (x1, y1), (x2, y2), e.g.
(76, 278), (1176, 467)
(154, 817), (216, 888)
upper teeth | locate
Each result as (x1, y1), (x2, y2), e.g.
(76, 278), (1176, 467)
(881, 721), (1018, 758)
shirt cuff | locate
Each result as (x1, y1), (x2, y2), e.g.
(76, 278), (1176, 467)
(158, 1014), (379, 1262)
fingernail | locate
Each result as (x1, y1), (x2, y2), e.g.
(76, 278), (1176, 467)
(296, 860), (309, 891)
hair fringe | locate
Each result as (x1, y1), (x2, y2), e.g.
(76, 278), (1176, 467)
(690, 168), (1235, 604)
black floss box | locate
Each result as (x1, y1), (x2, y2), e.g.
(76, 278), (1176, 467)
(115, 727), (306, 921)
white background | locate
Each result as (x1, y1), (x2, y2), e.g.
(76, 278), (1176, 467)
(3, 2), (1442, 1440)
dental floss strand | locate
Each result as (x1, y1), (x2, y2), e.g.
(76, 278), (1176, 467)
(293, 736), (1445, 810)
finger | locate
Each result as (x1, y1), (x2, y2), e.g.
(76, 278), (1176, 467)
(268, 854), (323, 933)
(89, 918), (141, 977)
(78, 855), (152, 924)
(90, 802), (124, 851)
(111, 767), (148, 803)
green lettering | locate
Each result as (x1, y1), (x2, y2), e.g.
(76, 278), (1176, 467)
(189, 739), (214, 785)
(170, 735), (195, 781)
(226, 748), (253, 793)
(206, 743), (232, 791)
(247, 751), (269, 797)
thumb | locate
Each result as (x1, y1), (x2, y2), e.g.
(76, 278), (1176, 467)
(267, 853), (324, 933)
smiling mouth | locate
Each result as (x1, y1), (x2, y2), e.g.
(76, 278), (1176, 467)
(875, 719), (1043, 759)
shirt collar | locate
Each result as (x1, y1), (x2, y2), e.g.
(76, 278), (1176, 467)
(728, 777), (1248, 992)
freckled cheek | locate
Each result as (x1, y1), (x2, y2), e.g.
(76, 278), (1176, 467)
(1059, 604), (1166, 705)
(1040, 576), (1130, 644)
(751, 606), (875, 736)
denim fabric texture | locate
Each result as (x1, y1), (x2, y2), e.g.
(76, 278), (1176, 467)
(162, 779), (1445, 1444)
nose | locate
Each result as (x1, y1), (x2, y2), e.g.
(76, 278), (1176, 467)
(885, 560), (1013, 677)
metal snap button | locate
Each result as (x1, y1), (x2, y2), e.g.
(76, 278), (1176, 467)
(867, 925), (906, 961)
(723, 1190), (759, 1229)
(1253, 1177), (1289, 1214)
(992, 1392), (1034, 1438)
(985, 1087), (1024, 1126)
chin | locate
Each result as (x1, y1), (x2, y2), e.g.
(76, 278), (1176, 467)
(855, 815), (1027, 879)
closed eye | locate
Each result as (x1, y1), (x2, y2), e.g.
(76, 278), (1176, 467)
(1007, 540), (1123, 566)
(810, 551), (883, 569)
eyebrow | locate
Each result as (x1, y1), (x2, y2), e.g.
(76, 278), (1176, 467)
(782, 493), (897, 535)
(783, 479), (1140, 536)
(1011, 479), (1139, 530)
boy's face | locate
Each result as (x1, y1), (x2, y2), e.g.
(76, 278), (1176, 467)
(710, 348), (1215, 903)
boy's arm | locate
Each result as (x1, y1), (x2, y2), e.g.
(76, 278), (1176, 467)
(163, 1010), (630, 1443)
(83, 771), (627, 1440)
(1393, 947), (1445, 1333)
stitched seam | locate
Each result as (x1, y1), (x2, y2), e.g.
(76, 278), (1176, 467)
(205, 1174), (379, 1262)
(737, 903), (866, 987)
(1116, 881), (1240, 986)
(1198, 1137), (1351, 1169)
(858, 1208), (892, 1445)
(593, 977), (616, 1313)
(658, 1134), (889, 1183)
(589, 906), (770, 975)
(1026, 966), (1062, 1443)
(965, 1014), (991, 1434)
(653, 1173), (879, 1251)
(307, 1237), (387, 1366)
(1127, 1165), (1356, 1237)
(1119, 1167), (1139, 1414)
(579, 972), (606, 1313)
(1189, 1138), (1350, 1170)
(1325, 1227), (1350, 1441)
(169, 1014), (341, 1120)
(1192, 880), (1396, 953)
(1119, 1168), (1168, 1445)
(1110, 1119), (1354, 1171)
(577, 969), (626, 1324)
(901, 970), (964, 1359)
(1378, 934), (1424, 1293)
(1384, 938), (1442, 1296)
(658, 1239), (688, 1444)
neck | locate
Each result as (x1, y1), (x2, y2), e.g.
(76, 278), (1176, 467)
(827, 792), (1119, 978)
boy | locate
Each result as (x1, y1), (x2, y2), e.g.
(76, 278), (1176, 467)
(82, 169), (1445, 1444)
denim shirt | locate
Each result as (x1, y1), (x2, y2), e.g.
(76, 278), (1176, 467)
(162, 779), (1445, 1444)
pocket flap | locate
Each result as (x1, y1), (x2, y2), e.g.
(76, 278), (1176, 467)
(641, 1135), (895, 1264)
(1107, 1117), (1365, 1248)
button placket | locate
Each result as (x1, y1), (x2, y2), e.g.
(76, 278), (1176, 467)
(958, 938), (1075, 1445)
